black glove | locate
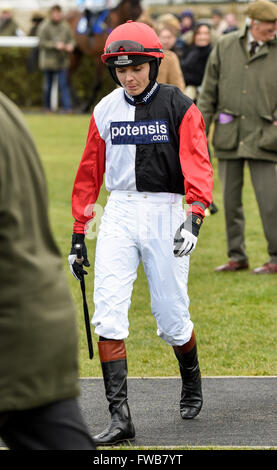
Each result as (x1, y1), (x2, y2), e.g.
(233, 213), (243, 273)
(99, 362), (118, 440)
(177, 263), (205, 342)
(70, 233), (90, 266)
(68, 233), (90, 281)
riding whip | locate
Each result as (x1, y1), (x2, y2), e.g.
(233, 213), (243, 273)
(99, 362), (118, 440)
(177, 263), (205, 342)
(75, 243), (94, 359)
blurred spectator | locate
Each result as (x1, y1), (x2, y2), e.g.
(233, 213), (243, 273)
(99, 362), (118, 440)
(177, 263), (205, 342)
(180, 19), (218, 216)
(223, 13), (239, 34)
(198, 0), (277, 273)
(0, 91), (96, 450)
(156, 15), (187, 64)
(26, 12), (45, 74)
(211, 8), (228, 35)
(137, 13), (186, 92)
(0, 3), (25, 36)
(29, 11), (45, 36)
(157, 48), (186, 93)
(180, 9), (195, 34)
(38, 4), (75, 112)
(181, 22), (212, 102)
(158, 24), (179, 51)
(156, 12), (181, 31)
(182, 19), (219, 46)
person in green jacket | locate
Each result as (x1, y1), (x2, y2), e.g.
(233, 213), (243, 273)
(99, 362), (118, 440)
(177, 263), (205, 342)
(38, 4), (75, 112)
(0, 92), (95, 450)
(0, 4), (25, 36)
(198, 0), (277, 274)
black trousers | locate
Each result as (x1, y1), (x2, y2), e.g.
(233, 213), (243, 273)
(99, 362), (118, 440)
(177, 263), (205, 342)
(0, 398), (96, 450)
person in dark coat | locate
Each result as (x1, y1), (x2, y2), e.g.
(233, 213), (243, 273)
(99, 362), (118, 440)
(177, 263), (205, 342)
(181, 22), (218, 216)
(181, 22), (212, 102)
(26, 12), (45, 74)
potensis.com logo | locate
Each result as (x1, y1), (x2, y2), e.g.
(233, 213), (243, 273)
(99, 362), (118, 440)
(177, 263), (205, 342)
(110, 119), (170, 145)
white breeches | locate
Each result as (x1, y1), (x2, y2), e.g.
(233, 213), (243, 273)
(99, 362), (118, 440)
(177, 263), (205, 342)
(92, 190), (193, 346)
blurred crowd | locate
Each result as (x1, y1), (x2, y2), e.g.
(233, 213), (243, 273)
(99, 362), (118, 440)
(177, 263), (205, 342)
(136, 7), (240, 102)
(0, 2), (243, 111)
(1, 3), (277, 242)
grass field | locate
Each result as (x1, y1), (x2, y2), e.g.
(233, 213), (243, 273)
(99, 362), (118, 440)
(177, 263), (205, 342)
(25, 113), (277, 379)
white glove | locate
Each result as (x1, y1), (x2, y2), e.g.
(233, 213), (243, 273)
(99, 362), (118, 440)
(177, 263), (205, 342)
(68, 254), (82, 280)
(174, 229), (198, 256)
(173, 214), (202, 257)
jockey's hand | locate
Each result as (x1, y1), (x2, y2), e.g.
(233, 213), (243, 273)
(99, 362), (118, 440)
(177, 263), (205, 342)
(173, 214), (203, 257)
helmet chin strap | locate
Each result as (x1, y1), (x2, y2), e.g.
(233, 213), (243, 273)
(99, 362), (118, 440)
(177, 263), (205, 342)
(107, 66), (122, 87)
(149, 59), (160, 81)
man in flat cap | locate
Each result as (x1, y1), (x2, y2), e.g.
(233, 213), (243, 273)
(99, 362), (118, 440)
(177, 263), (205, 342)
(198, 0), (277, 274)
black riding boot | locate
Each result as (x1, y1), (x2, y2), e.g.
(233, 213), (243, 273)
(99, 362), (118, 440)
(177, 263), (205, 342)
(173, 331), (203, 419)
(93, 339), (135, 446)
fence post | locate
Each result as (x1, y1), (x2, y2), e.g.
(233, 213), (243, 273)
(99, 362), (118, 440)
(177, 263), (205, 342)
(50, 74), (59, 111)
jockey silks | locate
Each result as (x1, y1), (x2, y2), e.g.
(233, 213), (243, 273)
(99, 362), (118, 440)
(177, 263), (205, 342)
(72, 83), (213, 233)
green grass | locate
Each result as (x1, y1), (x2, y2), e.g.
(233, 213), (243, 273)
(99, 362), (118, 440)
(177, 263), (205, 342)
(24, 113), (277, 378)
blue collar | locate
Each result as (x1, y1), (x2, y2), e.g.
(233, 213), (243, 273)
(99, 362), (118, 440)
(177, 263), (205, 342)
(124, 82), (159, 106)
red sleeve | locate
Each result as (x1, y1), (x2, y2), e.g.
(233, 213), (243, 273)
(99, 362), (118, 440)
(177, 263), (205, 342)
(72, 115), (105, 234)
(178, 103), (213, 218)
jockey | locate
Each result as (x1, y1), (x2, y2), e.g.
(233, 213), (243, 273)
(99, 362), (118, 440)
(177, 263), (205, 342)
(76, 0), (119, 35)
(69, 20), (213, 446)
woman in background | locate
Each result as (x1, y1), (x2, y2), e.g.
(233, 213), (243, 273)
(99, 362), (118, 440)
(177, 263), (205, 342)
(181, 22), (212, 102)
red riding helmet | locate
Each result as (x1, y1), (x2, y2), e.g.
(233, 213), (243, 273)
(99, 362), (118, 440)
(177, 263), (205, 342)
(102, 20), (164, 66)
(102, 21), (164, 85)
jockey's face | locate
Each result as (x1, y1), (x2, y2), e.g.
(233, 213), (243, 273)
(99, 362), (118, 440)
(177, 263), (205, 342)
(116, 62), (150, 96)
